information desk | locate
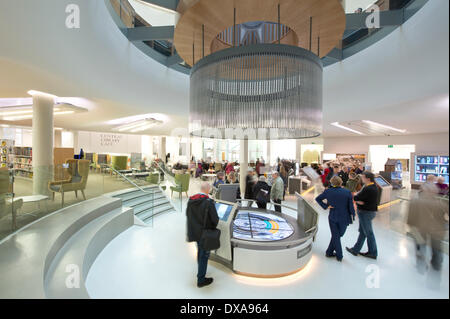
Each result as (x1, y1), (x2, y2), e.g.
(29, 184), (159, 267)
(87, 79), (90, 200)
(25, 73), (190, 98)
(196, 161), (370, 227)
(210, 196), (318, 278)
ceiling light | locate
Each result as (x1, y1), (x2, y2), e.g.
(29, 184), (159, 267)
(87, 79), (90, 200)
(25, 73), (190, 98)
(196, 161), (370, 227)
(3, 110), (75, 121)
(362, 120), (406, 133)
(130, 123), (158, 132)
(331, 122), (365, 135)
(54, 111), (75, 116)
(0, 98), (33, 107)
(0, 109), (33, 116)
(115, 118), (163, 132)
(117, 121), (149, 132)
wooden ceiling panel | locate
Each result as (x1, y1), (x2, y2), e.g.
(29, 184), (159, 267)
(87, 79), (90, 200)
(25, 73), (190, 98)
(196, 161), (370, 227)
(174, 0), (346, 66)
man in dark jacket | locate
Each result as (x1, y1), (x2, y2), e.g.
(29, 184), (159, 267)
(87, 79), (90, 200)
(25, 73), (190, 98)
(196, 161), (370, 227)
(253, 176), (271, 209)
(316, 176), (355, 262)
(346, 171), (379, 259)
(186, 182), (219, 288)
(338, 166), (349, 187)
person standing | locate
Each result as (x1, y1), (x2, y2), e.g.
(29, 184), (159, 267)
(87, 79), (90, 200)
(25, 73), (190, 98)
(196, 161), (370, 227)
(253, 176), (271, 209)
(226, 171), (241, 199)
(346, 172), (379, 259)
(322, 163), (331, 187)
(338, 166), (349, 187)
(270, 171), (284, 212)
(245, 169), (255, 201)
(186, 182), (219, 288)
(316, 176), (355, 262)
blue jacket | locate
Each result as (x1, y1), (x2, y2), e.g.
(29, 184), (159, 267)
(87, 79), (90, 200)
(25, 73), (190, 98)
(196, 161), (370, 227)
(315, 187), (355, 227)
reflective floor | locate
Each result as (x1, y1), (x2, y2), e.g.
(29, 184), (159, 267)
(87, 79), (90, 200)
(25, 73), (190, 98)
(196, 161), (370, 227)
(85, 181), (449, 299)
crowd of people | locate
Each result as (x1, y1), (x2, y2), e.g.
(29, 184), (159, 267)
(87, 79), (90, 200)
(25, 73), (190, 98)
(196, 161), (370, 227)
(314, 162), (449, 273)
(184, 156), (448, 287)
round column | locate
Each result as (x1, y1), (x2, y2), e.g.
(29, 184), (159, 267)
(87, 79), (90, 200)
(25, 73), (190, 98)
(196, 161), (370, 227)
(31, 92), (54, 195)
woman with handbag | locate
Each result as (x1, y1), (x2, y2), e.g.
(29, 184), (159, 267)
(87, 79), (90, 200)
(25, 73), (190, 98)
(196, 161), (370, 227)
(186, 182), (220, 288)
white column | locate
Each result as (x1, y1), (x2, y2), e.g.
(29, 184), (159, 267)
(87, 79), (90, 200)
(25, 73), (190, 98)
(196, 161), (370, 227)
(240, 139), (248, 198)
(72, 130), (79, 152)
(296, 139), (302, 163)
(267, 140), (271, 167)
(54, 129), (62, 148)
(31, 92), (54, 195)
(160, 136), (166, 161)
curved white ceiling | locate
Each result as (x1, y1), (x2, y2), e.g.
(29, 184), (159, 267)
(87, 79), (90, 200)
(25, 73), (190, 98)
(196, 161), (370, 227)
(0, 0), (448, 137)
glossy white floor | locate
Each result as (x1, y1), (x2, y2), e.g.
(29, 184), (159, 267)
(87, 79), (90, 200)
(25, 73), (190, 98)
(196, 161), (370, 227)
(85, 183), (449, 299)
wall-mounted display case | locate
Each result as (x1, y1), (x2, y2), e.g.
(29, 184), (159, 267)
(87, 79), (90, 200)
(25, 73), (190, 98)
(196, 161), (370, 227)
(411, 153), (449, 186)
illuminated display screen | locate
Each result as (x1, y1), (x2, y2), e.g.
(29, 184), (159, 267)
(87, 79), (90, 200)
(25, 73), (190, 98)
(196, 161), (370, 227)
(233, 211), (294, 242)
(375, 177), (389, 187)
(215, 202), (233, 221)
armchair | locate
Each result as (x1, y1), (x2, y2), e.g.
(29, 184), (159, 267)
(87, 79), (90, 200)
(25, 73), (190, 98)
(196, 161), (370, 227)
(48, 159), (90, 207)
(170, 173), (190, 199)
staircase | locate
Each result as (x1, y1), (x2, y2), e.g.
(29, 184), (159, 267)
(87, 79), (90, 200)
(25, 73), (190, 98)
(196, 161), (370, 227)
(112, 186), (176, 225)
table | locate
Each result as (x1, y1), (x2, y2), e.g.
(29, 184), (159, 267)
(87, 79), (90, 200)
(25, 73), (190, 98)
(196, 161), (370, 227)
(12, 195), (49, 229)
(202, 174), (217, 182)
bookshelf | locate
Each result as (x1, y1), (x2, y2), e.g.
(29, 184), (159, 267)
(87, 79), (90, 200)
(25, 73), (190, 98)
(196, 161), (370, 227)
(1, 139), (14, 169)
(411, 153), (449, 186)
(12, 147), (33, 178)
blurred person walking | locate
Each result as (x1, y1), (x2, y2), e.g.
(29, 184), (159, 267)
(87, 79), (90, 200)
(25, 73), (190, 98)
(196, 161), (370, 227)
(408, 175), (449, 272)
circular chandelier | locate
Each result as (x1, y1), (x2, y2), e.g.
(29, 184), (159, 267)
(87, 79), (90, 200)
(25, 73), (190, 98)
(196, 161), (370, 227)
(174, 0), (346, 140)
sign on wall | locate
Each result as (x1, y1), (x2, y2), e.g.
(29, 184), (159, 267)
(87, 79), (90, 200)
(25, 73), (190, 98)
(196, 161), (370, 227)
(78, 131), (141, 154)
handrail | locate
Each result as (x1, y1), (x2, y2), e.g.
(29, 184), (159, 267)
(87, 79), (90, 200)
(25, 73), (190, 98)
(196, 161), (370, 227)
(106, 164), (155, 194)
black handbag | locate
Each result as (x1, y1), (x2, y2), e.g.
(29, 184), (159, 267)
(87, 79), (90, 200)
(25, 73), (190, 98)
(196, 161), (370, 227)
(200, 206), (221, 251)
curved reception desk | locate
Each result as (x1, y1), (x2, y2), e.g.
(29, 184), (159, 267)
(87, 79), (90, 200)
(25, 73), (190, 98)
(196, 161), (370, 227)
(0, 196), (134, 299)
(211, 195), (319, 278)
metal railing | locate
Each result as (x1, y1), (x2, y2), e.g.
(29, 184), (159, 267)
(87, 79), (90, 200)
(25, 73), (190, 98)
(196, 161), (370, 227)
(106, 165), (154, 194)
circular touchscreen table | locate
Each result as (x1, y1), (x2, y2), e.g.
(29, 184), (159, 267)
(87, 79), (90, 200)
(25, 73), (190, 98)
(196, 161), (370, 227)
(233, 211), (294, 242)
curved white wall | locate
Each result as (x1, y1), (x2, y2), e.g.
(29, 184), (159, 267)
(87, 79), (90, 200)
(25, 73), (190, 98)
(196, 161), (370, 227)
(0, 0), (448, 138)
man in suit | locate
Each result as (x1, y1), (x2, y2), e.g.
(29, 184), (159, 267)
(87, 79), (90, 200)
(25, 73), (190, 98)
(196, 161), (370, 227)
(186, 182), (219, 288)
(346, 171), (379, 259)
(316, 176), (355, 262)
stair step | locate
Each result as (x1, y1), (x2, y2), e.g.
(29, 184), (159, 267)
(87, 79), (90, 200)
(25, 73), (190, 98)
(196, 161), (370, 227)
(133, 198), (171, 214)
(115, 189), (163, 202)
(122, 193), (166, 207)
(142, 208), (176, 223)
(136, 203), (174, 221)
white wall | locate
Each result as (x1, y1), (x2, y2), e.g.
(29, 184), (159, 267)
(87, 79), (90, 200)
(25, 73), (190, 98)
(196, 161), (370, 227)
(61, 131), (74, 148)
(324, 133), (449, 154)
(76, 131), (142, 155)
(369, 144), (415, 173)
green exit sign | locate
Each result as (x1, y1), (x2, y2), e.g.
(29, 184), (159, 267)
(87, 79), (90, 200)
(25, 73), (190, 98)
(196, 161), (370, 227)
(388, 145), (394, 148)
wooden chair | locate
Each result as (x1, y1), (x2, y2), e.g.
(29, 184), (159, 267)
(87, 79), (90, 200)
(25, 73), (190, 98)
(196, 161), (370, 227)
(48, 160), (90, 207)
(170, 173), (190, 198)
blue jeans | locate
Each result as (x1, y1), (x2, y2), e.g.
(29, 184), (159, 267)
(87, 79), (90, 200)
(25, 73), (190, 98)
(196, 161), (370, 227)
(352, 210), (378, 256)
(327, 219), (347, 259)
(196, 241), (210, 284)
